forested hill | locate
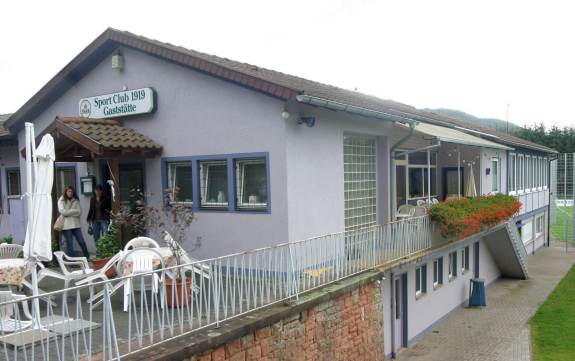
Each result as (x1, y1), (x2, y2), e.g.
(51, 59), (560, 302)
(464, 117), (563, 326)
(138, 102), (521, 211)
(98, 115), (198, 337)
(423, 108), (521, 133)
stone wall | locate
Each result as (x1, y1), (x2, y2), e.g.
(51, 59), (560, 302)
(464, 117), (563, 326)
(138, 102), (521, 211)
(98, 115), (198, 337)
(177, 276), (384, 361)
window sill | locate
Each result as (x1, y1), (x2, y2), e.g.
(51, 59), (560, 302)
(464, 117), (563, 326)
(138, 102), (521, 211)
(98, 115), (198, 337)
(448, 275), (457, 282)
(168, 202), (193, 207)
(199, 206), (229, 211)
(237, 205), (268, 211)
(433, 283), (442, 291)
(415, 291), (426, 300)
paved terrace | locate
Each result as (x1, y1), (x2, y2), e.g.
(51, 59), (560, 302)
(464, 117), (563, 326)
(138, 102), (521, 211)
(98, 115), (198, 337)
(396, 240), (575, 361)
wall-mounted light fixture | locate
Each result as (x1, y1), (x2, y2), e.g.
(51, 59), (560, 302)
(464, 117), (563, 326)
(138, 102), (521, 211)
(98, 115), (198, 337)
(112, 51), (124, 70)
(298, 116), (316, 127)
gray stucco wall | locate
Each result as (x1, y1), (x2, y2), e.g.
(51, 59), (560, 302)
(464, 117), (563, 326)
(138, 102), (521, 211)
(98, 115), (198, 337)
(382, 237), (501, 354)
(284, 103), (393, 240)
(481, 147), (508, 195)
(16, 46), (291, 258)
(0, 144), (25, 241)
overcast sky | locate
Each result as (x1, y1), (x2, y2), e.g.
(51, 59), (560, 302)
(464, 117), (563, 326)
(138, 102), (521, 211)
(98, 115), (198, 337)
(1, 0), (573, 127)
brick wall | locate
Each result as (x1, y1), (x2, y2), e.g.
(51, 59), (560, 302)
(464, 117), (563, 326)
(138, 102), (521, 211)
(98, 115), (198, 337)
(183, 279), (384, 361)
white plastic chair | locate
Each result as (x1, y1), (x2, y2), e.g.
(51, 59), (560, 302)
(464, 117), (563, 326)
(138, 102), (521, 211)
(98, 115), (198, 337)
(122, 248), (165, 311)
(0, 291), (33, 333)
(0, 244), (23, 259)
(416, 199), (426, 206)
(76, 252), (123, 308)
(124, 237), (160, 251)
(431, 198), (440, 204)
(163, 232), (210, 281)
(396, 204), (415, 220)
(38, 251), (94, 289)
(413, 206), (427, 217)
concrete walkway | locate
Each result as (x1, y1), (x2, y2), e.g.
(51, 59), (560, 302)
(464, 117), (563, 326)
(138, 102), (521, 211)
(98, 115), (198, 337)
(396, 241), (575, 361)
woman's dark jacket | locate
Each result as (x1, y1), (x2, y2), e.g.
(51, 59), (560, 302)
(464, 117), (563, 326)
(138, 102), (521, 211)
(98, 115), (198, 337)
(86, 196), (111, 222)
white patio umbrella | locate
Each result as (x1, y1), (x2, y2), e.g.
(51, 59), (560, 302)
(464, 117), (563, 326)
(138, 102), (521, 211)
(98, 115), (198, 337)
(23, 122), (55, 328)
(464, 164), (478, 198)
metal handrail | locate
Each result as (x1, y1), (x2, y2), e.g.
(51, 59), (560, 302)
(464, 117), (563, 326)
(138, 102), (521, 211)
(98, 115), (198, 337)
(0, 215), (432, 361)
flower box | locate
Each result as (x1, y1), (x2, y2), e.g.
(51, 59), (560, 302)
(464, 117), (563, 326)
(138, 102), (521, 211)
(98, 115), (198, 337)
(428, 194), (521, 240)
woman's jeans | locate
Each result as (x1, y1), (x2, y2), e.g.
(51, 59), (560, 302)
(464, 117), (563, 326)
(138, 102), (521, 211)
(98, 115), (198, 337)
(63, 228), (90, 259)
(92, 220), (109, 243)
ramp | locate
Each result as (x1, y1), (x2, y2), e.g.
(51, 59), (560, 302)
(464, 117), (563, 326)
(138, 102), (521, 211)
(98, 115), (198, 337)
(483, 220), (528, 279)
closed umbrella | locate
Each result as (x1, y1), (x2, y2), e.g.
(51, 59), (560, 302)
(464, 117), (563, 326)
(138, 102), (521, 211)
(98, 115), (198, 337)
(23, 123), (55, 328)
(24, 133), (55, 261)
(464, 165), (478, 198)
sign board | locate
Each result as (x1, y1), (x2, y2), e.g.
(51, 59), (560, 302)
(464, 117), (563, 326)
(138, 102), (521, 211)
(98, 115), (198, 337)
(79, 87), (154, 118)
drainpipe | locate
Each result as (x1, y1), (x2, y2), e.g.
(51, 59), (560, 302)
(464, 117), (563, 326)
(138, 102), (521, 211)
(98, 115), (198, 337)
(390, 123), (416, 220)
(390, 272), (396, 359)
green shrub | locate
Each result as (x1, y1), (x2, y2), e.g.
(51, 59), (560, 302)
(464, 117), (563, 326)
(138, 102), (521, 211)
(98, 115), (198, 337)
(95, 225), (120, 259)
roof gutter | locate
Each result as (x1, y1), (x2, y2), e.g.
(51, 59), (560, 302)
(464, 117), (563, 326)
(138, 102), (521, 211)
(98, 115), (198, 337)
(295, 95), (417, 125)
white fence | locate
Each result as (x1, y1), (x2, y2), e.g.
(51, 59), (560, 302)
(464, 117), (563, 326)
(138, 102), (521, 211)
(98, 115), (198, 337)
(0, 215), (431, 361)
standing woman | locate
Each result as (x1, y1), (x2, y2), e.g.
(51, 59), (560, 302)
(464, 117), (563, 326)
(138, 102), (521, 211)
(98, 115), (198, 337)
(87, 185), (111, 243)
(58, 186), (90, 259)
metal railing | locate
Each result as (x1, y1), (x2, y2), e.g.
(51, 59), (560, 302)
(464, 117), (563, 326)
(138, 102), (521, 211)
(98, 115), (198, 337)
(505, 219), (529, 276)
(0, 215), (431, 361)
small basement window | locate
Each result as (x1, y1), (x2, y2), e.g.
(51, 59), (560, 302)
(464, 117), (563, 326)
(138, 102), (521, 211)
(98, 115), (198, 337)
(461, 246), (470, 273)
(415, 264), (427, 298)
(433, 257), (443, 289)
(448, 251), (457, 281)
(235, 158), (268, 210)
(199, 160), (228, 209)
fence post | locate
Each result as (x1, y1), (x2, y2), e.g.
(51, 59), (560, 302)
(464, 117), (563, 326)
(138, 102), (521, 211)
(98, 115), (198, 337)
(288, 243), (299, 301)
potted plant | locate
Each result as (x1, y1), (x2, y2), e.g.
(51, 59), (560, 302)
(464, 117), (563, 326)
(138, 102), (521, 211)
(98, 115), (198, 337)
(2, 234), (13, 244)
(113, 188), (198, 307)
(93, 225), (120, 278)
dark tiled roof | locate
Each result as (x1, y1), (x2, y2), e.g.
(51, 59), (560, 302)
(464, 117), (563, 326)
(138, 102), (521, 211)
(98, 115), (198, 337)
(57, 117), (162, 151)
(5, 28), (557, 154)
(0, 114), (12, 137)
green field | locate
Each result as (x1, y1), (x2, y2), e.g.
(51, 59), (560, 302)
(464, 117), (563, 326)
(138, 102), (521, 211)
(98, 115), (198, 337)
(551, 206), (574, 242)
(531, 264), (575, 361)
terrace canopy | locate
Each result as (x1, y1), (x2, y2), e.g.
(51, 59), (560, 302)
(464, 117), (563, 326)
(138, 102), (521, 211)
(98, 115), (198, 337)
(391, 121), (513, 211)
(26, 116), (162, 211)
(392, 122), (513, 151)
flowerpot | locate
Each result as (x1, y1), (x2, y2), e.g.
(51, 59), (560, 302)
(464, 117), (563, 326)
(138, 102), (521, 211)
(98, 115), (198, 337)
(92, 258), (116, 279)
(165, 277), (193, 308)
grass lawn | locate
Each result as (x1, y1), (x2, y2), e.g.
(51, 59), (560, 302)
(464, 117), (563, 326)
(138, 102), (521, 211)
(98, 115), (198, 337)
(551, 206), (573, 242)
(530, 264), (575, 361)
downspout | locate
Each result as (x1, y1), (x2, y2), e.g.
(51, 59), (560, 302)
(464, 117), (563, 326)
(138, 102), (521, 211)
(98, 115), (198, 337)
(390, 272), (396, 359)
(390, 123), (416, 220)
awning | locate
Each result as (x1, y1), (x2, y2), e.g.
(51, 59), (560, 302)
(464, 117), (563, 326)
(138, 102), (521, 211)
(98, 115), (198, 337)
(27, 117), (163, 161)
(413, 122), (513, 150)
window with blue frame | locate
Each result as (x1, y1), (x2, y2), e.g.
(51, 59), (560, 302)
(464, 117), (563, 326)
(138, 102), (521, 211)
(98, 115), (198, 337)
(6, 169), (21, 196)
(235, 158), (268, 210)
(199, 160), (228, 209)
(167, 161), (193, 205)
(162, 153), (269, 212)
